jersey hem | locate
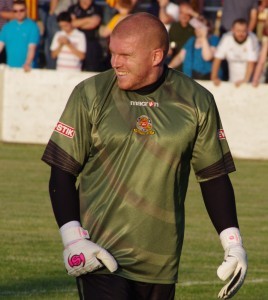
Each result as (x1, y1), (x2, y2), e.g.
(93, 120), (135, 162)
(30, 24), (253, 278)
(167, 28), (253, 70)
(93, 269), (178, 284)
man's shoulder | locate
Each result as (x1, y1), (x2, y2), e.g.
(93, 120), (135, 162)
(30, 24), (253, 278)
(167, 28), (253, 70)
(24, 18), (36, 24)
(72, 28), (86, 37)
(77, 69), (116, 90)
(68, 3), (80, 14)
(2, 19), (16, 29)
(24, 18), (39, 28)
(167, 68), (214, 102)
(221, 32), (233, 41)
(218, 32), (234, 48)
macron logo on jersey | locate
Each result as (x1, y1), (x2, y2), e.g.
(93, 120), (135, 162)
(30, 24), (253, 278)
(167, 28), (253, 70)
(130, 100), (159, 107)
(218, 129), (226, 140)
(54, 122), (75, 138)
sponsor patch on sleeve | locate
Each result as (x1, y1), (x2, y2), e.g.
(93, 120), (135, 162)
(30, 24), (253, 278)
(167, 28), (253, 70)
(218, 129), (226, 140)
(54, 121), (75, 138)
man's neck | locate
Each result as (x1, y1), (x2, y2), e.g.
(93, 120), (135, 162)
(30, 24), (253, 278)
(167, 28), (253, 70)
(133, 66), (167, 95)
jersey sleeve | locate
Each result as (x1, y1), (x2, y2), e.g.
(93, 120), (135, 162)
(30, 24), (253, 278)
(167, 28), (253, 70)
(50, 32), (60, 51)
(247, 34), (259, 62)
(77, 32), (87, 53)
(42, 82), (93, 176)
(209, 35), (220, 48)
(29, 21), (40, 45)
(191, 92), (235, 182)
(0, 24), (7, 43)
(214, 34), (229, 60)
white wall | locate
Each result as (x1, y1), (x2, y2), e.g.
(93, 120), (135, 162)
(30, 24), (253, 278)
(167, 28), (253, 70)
(0, 66), (267, 159)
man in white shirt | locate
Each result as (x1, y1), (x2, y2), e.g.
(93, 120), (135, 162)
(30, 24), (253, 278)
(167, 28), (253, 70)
(50, 11), (86, 72)
(211, 18), (259, 87)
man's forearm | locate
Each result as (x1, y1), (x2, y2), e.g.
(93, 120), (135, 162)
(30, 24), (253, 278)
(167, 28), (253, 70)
(24, 44), (37, 66)
(244, 61), (256, 82)
(49, 166), (80, 227)
(200, 174), (239, 234)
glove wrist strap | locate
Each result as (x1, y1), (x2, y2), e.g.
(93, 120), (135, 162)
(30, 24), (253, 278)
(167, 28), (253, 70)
(60, 222), (90, 246)
(220, 227), (242, 250)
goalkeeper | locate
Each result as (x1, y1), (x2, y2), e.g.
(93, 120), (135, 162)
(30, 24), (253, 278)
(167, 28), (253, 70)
(42, 12), (247, 300)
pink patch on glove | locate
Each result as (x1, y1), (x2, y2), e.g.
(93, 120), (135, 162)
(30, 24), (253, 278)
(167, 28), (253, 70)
(68, 253), (86, 267)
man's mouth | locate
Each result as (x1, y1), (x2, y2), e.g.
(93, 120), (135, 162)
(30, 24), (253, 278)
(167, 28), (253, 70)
(116, 71), (129, 76)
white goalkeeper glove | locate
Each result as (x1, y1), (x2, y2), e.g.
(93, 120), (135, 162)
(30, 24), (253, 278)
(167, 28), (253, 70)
(60, 221), (118, 277)
(217, 227), (247, 299)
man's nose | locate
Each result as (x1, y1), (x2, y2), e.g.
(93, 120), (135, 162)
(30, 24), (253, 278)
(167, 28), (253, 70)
(111, 54), (122, 68)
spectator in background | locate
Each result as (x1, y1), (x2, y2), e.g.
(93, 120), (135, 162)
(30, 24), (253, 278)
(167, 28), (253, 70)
(169, 17), (220, 80)
(258, 0), (268, 12)
(45, 0), (77, 69)
(0, 0), (40, 71)
(99, 0), (133, 38)
(0, 0), (14, 64)
(37, 0), (51, 67)
(168, 1), (198, 68)
(0, 0), (13, 29)
(50, 11), (86, 72)
(219, 0), (259, 36)
(211, 18), (259, 87)
(98, 0), (134, 70)
(68, 0), (104, 72)
(157, 0), (180, 31)
(218, 0), (260, 81)
(252, 16), (268, 86)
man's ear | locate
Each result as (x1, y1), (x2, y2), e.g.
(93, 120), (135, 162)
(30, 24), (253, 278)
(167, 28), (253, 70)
(152, 48), (164, 66)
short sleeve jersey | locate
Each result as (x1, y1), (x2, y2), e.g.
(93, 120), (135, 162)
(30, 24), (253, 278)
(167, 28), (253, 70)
(42, 68), (235, 284)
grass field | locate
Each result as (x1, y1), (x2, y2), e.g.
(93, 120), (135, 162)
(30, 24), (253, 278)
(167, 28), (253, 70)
(0, 142), (267, 300)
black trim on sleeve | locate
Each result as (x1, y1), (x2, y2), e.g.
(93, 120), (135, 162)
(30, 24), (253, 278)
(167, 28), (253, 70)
(42, 140), (82, 176)
(196, 152), (236, 181)
(49, 166), (80, 228)
(200, 174), (239, 234)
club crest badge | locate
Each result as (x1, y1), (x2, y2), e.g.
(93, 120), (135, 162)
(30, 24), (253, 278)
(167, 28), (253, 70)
(133, 115), (155, 135)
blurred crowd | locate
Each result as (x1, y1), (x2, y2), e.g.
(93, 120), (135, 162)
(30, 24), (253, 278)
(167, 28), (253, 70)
(0, 0), (268, 87)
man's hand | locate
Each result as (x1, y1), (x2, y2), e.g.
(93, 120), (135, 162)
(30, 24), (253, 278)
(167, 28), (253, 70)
(23, 63), (31, 72)
(212, 77), (221, 86)
(60, 222), (118, 277)
(217, 227), (247, 299)
(234, 79), (246, 88)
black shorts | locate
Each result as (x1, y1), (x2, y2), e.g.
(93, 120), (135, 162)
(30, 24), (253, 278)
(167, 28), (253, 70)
(76, 274), (175, 300)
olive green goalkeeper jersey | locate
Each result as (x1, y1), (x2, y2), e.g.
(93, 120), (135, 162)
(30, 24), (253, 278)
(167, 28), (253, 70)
(42, 68), (235, 284)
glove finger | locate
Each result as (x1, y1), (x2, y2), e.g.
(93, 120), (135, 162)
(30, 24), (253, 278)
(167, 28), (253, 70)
(96, 248), (118, 272)
(64, 250), (104, 276)
(84, 257), (104, 272)
(68, 265), (88, 277)
(218, 267), (246, 299)
(67, 258), (103, 276)
(218, 283), (228, 299)
(217, 256), (237, 280)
